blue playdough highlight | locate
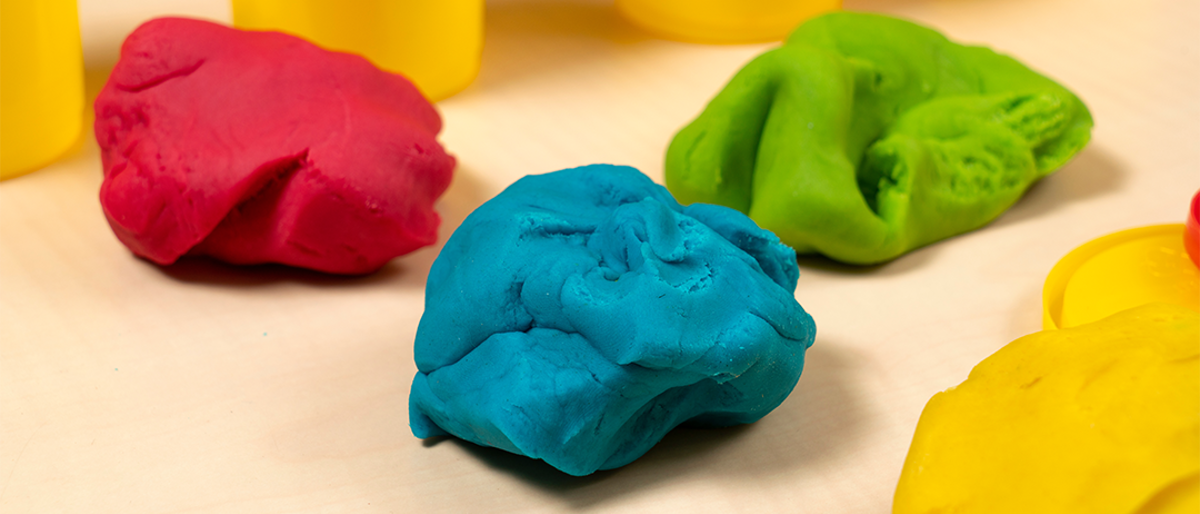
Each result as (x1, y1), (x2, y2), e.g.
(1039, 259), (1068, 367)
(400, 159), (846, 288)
(409, 164), (816, 476)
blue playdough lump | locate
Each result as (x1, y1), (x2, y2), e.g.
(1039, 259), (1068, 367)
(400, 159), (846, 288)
(409, 164), (816, 476)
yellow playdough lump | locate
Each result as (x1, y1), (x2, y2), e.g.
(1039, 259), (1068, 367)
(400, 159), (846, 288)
(894, 303), (1199, 514)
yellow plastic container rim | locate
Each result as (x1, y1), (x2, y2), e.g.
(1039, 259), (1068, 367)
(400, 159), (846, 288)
(1042, 224), (1188, 330)
(1187, 189), (1200, 267)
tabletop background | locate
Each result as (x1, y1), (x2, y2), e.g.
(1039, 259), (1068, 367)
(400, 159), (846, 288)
(2, 0), (1196, 512)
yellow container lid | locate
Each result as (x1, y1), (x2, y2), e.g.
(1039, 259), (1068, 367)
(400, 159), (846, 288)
(1043, 223), (1199, 330)
(1187, 189), (1200, 267)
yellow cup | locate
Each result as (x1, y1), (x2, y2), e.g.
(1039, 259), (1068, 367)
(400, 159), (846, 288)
(0, 0), (85, 180)
(615, 0), (841, 44)
(231, 0), (483, 102)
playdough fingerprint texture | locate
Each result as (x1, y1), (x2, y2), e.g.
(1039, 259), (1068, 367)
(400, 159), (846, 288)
(894, 303), (1200, 514)
(666, 12), (1093, 264)
(409, 165), (816, 476)
(95, 18), (454, 274)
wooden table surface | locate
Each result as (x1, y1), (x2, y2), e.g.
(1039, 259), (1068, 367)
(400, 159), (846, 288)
(2, 0), (1196, 512)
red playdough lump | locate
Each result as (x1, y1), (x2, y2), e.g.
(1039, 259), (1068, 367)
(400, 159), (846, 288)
(95, 17), (455, 274)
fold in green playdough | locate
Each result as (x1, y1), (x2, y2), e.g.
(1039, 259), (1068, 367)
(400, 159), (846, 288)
(666, 12), (1093, 264)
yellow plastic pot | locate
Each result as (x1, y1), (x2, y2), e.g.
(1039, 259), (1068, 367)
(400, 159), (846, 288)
(0, 0), (85, 179)
(232, 0), (483, 102)
(615, 0), (841, 44)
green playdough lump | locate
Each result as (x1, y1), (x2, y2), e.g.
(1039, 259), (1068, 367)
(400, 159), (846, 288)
(666, 12), (1093, 264)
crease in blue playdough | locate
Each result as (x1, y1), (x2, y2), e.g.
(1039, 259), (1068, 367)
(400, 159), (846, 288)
(409, 164), (816, 476)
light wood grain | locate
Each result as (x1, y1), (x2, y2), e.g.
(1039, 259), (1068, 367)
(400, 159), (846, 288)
(2, 0), (1196, 512)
